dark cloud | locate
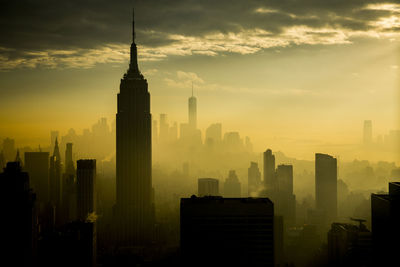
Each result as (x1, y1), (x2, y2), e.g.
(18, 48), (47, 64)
(0, 0), (398, 68)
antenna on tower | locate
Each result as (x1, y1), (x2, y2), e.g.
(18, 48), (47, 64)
(192, 81), (194, 97)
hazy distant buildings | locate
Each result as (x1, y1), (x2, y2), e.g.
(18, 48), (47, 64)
(1, 162), (38, 266)
(206, 123), (222, 146)
(114, 10), (154, 246)
(77, 159), (96, 221)
(363, 120), (372, 145)
(315, 153), (337, 223)
(371, 182), (400, 265)
(25, 151), (50, 203)
(198, 178), (219, 197)
(264, 149), (276, 194)
(159, 114), (169, 144)
(180, 196), (274, 267)
(248, 162), (261, 196)
(224, 170), (241, 197)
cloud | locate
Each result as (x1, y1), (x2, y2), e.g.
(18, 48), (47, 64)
(1, 0), (399, 69)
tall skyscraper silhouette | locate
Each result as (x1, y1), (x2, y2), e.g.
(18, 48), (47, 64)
(248, 162), (261, 196)
(363, 120), (372, 145)
(315, 153), (337, 222)
(188, 85), (197, 130)
(115, 9), (153, 246)
(77, 159), (96, 221)
(263, 149), (276, 193)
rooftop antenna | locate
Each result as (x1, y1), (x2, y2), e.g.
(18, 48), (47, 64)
(192, 81), (194, 97)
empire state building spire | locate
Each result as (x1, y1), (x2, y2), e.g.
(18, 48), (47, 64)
(126, 8), (143, 79)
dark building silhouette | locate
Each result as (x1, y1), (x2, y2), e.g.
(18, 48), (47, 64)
(371, 182), (400, 265)
(1, 162), (38, 266)
(62, 143), (76, 222)
(198, 178), (219, 196)
(224, 170), (241, 197)
(328, 222), (372, 266)
(39, 221), (96, 267)
(263, 149), (276, 193)
(25, 151), (50, 203)
(315, 153), (337, 223)
(49, 138), (62, 214)
(77, 159), (96, 221)
(276, 164), (296, 226)
(248, 161), (261, 196)
(180, 196), (274, 267)
(114, 9), (154, 246)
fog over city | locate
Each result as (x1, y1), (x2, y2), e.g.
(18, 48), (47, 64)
(1, 0), (399, 266)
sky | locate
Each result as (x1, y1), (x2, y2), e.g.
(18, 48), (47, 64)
(0, 0), (399, 160)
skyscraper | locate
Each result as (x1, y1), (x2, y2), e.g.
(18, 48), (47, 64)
(276, 164), (296, 226)
(115, 9), (153, 246)
(2, 137), (15, 163)
(188, 87), (197, 130)
(263, 149), (276, 193)
(363, 120), (372, 145)
(63, 143), (76, 222)
(49, 138), (62, 208)
(77, 159), (96, 221)
(315, 153), (337, 222)
(224, 170), (241, 197)
(248, 162), (261, 197)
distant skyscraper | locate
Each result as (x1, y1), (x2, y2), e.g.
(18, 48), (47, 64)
(198, 178), (219, 197)
(159, 114), (169, 144)
(24, 151), (50, 203)
(152, 120), (158, 145)
(315, 153), (337, 222)
(363, 120), (372, 145)
(248, 162), (261, 196)
(224, 170), (241, 197)
(77, 159), (96, 221)
(263, 149), (276, 193)
(188, 88), (197, 130)
(115, 9), (154, 246)
(180, 196), (274, 267)
(205, 123), (222, 145)
(276, 164), (296, 226)
(63, 143), (76, 222)
(49, 138), (62, 208)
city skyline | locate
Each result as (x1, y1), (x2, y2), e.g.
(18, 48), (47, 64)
(0, 1), (399, 162)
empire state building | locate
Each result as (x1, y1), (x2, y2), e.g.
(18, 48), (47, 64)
(115, 9), (154, 246)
